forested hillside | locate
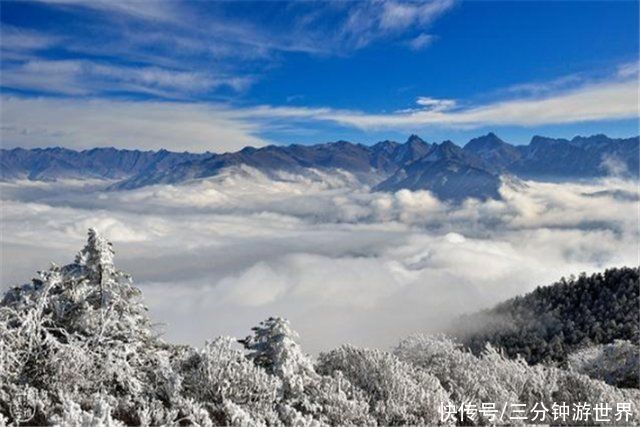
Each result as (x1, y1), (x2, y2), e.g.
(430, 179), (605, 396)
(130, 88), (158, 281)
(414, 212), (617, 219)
(455, 268), (639, 368)
(1, 231), (638, 425)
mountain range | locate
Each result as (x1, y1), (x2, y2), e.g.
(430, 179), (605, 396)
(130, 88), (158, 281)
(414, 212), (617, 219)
(1, 133), (638, 201)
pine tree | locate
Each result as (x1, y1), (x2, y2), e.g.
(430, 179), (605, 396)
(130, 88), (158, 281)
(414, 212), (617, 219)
(239, 317), (373, 425)
(239, 316), (315, 380)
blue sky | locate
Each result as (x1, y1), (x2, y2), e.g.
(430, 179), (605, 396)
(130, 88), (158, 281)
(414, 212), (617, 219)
(1, 0), (638, 152)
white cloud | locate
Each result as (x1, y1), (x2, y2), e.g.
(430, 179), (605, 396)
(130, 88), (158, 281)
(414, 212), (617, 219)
(2, 64), (636, 153)
(241, 74), (637, 130)
(1, 171), (637, 352)
(308, 79), (638, 129)
(380, 0), (455, 30)
(600, 155), (630, 177)
(21, 0), (455, 71)
(1, 59), (251, 97)
(502, 74), (585, 97)
(235, 72), (638, 130)
(617, 60), (639, 79)
(0, 97), (267, 152)
(0, 2), (454, 102)
(34, 0), (183, 24)
(414, 96), (456, 111)
(333, 0), (454, 51)
(0, 25), (61, 53)
(408, 33), (435, 50)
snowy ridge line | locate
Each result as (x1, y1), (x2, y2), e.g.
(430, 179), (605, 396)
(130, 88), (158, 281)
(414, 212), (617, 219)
(2, 133), (638, 201)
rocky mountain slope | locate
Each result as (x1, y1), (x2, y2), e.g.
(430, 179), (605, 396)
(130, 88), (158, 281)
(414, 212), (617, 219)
(2, 133), (637, 201)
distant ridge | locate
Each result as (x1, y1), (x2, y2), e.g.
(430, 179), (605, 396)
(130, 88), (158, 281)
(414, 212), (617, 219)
(374, 140), (503, 200)
(1, 133), (638, 201)
(0, 146), (212, 182)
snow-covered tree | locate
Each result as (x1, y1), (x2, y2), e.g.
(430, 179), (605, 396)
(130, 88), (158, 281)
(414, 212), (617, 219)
(568, 340), (639, 388)
(318, 344), (449, 425)
(0, 230), (187, 425)
(240, 317), (315, 381)
(180, 336), (281, 425)
(240, 317), (372, 426)
(394, 334), (516, 416)
(394, 333), (640, 425)
(1, 230), (638, 426)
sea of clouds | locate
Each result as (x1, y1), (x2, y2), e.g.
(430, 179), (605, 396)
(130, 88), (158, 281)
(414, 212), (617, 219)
(1, 167), (637, 353)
